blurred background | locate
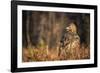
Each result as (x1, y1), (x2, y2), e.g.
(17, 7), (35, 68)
(22, 11), (90, 49)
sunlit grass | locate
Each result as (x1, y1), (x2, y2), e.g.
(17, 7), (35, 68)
(22, 44), (90, 62)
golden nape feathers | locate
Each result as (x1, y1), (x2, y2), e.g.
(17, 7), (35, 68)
(59, 22), (80, 60)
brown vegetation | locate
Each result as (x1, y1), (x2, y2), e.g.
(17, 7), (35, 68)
(22, 44), (90, 62)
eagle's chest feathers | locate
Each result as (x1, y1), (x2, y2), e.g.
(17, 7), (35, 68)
(62, 32), (80, 51)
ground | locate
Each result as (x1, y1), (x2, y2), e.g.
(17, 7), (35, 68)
(22, 44), (90, 62)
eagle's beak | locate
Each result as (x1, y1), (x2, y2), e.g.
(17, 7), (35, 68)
(66, 27), (69, 30)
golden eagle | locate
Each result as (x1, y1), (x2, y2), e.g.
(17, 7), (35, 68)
(59, 23), (80, 59)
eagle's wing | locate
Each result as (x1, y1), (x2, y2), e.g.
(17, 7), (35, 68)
(71, 34), (80, 49)
(60, 32), (71, 48)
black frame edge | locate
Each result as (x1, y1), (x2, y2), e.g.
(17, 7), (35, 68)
(14, 1), (97, 9)
(11, 1), (17, 72)
(14, 64), (97, 72)
(94, 6), (98, 67)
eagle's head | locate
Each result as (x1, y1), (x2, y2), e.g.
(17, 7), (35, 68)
(66, 23), (77, 33)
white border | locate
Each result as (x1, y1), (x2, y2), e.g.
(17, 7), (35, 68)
(17, 5), (94, 68)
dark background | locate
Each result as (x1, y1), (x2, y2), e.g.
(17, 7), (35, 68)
(22, 10), (90, 49)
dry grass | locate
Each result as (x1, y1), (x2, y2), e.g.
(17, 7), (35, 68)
(22, 44), (90, 62)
